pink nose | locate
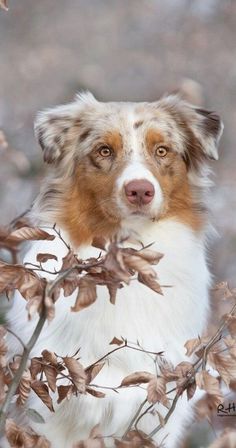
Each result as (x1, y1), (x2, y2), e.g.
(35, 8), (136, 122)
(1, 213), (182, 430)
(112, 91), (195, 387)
(124, 179), (155, 205)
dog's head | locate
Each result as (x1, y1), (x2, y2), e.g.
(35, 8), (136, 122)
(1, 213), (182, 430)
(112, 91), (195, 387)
(34, 93), (223, 245)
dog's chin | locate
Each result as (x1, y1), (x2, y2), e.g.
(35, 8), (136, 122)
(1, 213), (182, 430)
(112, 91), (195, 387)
(121, 206), (160, 222)
(100, 202), (162, 230)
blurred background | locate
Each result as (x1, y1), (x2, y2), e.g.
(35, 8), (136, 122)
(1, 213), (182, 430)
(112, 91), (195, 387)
(0, 1), (236, 446)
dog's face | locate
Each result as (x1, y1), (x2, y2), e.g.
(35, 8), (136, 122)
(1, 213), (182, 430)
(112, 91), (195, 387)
(35, 93), (223, 245)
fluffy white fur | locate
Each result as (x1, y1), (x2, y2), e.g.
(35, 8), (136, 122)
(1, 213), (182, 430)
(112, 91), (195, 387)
(6, 220), (210, 448)
(5, 92), (223, 448)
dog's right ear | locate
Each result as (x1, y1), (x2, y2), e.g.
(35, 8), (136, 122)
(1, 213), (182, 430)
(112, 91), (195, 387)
(34, 108), (74, 164)
(34, 92), (98, 164)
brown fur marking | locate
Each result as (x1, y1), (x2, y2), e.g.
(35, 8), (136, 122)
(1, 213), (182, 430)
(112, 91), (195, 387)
(133, 120), (144, 129)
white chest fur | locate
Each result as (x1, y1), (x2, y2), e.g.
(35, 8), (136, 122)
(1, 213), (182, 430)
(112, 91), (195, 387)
(7, 218), (210, 447)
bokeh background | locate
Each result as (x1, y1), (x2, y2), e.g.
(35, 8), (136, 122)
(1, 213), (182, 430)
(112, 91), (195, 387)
(0, 1), (236, 446)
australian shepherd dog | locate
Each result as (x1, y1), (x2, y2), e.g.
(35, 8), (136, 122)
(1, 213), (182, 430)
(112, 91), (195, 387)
(7, 92), (223, 447)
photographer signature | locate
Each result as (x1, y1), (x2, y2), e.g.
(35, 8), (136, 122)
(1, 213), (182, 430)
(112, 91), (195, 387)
(217, 403), (236, 417)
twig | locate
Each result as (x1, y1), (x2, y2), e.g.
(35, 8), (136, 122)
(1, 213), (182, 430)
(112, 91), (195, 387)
(24, 259), (102, 275)
(0, 310), (47, 434)
(87, 343), (163, 371)
(122, 398), (148, 438)
(134, 403), (154, 431)
(52, 225), (71, 251)
(148, 393), (180, 438)
(5, 327), (26, 349)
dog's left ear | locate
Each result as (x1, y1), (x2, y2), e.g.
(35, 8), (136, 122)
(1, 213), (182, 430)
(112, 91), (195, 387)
(189, 106), (224, 161)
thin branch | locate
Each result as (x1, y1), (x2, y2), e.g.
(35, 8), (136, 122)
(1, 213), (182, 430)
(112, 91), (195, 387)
(5, 327), (26, 349)
(0, 310), (47, 433)
(87, 343), (163, 372)
(52, 225), (71, 251)
(134, 403), (154, 431)
(148, 393), (180, 438)
(122, 398), (148, 439)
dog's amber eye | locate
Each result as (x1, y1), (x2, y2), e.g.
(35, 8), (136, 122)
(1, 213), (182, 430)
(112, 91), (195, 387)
(98, 146), (112, 157)
(155, 146), (168, 157)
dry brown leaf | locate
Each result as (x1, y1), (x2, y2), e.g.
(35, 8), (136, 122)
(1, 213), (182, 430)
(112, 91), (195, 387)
(0, 263), (45, 320)
(41, 350), (58, 366)
(120, 371), (153, 387)
(85, 362), (105, 384)
(0, 341), (7, 367)
(184, 337), (202, 357)
(155, 410), (165, 428)
(63, 357), (87, 393)
(5, 419), (28, 448)
(0, 0), (8, 11)
(195, 371), (223, 406)
(208, 428), (236, 448)
(103, 245), (131, 284)
(109, 337), (124, 346)
(115, 429), (156, 447)
(196, 393), (223, 421)
(74, 424), (105, 448)
(0, 263), (41, 297)
(57, 385), (74, 404)
(225, 314), (236, 337)
(137, 272), (163, 295)
(137, 249), (163, 264)
(0, 261), (44, 305)
(31, 380), (54, 412)
(26, 296), (43, 320)
(173, 361), (195, 392)
(17, 369), (31, 406)
(43, 365), (57, 393)
(71, 277), (97, 312)
(0, 369), (7, 404)
(159, 365), (179, 382)
(36, 253), (58, 263)
(9, 358), (21, 374)
(0, 129), (8, 146)
(62, 273), (79, 297)
(124, 254), (156, 278)
(44, 295), (55, 321)
(0, 326), (7, 367)
(86, 387), (105, 398)
(230, 379), (236, 391)
(0, 262), (20, 293)
(0, 325), (7, 339)
(61, 250), (76, 270)
(5, 227), (55, 243)
(213, 282), (234, 299)
(107, 282), (122, 304)
(186, 380), (197, 400)
(208, 351), (236, 386)
(18, 270), (44, 302)
(175, 361), (194, 378)
(5, 419), (51, 448)
(223, 335), (236, 359)
(147, 376), (169, 408)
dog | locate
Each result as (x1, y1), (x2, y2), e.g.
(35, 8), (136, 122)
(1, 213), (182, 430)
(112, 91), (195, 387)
(7, 92), (223, 447)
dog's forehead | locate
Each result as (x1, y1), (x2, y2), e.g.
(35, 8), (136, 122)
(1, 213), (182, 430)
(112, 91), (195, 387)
(83, 101), (177, 133)
(81, 100), (184, 152)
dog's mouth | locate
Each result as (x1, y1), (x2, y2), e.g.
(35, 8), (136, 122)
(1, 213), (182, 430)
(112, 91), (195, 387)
(130, 209), (149, 216)
(100, 195), (161, 224)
